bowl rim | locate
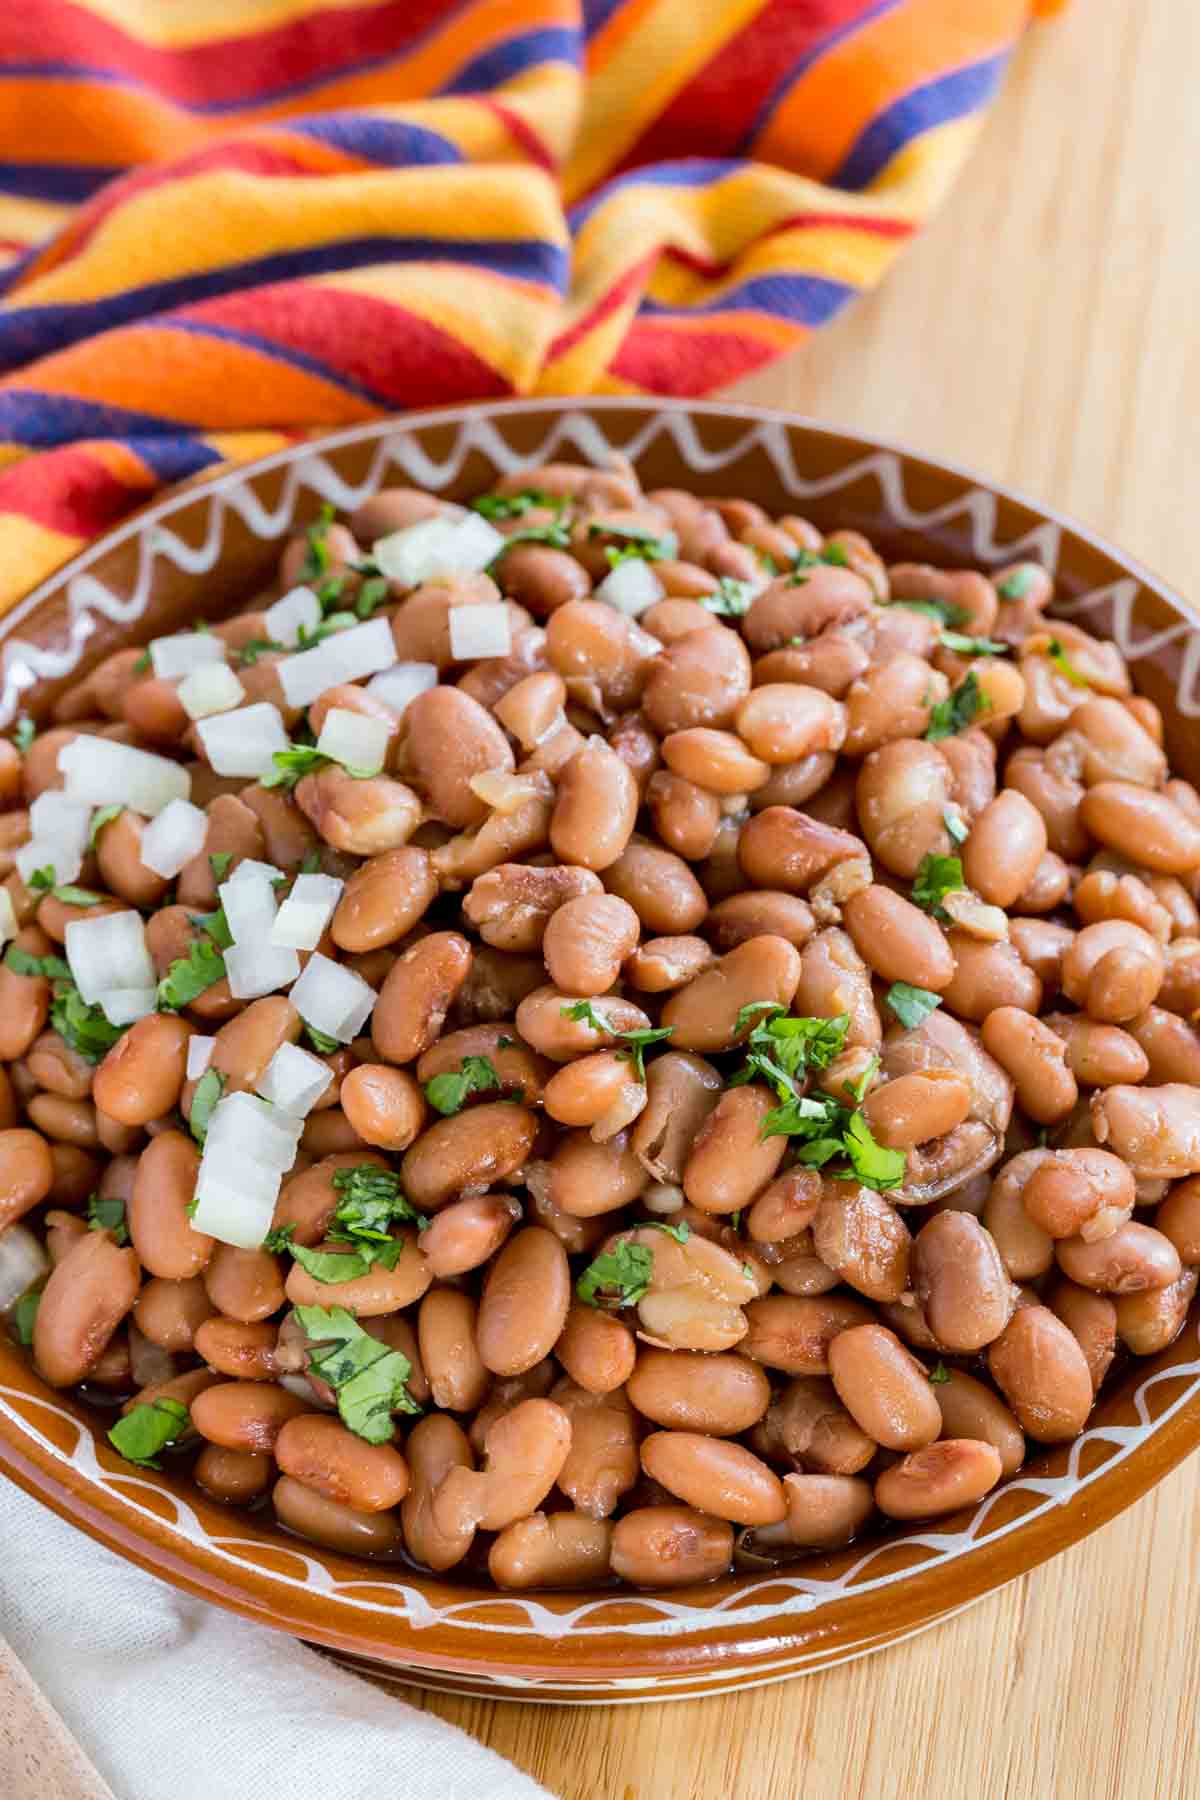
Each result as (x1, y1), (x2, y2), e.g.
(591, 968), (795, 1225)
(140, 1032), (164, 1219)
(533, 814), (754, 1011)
(3, 395), (1199, 1692)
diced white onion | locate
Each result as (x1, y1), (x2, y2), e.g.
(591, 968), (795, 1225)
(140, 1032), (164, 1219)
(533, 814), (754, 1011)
(365, 662), (437, 714)
(469, 769), (542, 814)
(65, 911), (154, 1004)
(219, 869), (279, 947)
(276, 618), (396, 709)
(204, 1092), (302, 1172)
(178, 662), (245, 721)
(594, 558), (663, 617)
(225, 859), (285, 888)
(16, 839), (82, 887)
(58, 735), (190, 816)
(30, 793), (91, 853)
(149, 632), (226, 680)
(224, 941), (300, 1001)
(139, 798), (208, 879)
(196, 703), (288, 778)
(0, 888), (17, 945)
(0, 1223), (49, 1313)
(270, 872), (343, 951)
(449, 603), (511, 661)
(264, 585), (322, 648)
(189, 1169), (280, 1251)
(256, 1041), (334, 1117)
(289, 951), (376, 1044)
(315, 708), (388, 776)
(98, 987), (157, 1026)
(372, 513), (503, 588)
(186, 1036), (215, 1080)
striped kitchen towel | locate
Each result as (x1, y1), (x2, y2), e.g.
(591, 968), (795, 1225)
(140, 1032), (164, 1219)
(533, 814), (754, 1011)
(0, 0), (1061, 609)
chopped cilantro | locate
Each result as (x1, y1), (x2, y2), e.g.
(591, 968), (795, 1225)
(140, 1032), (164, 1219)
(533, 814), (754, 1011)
(925, 671), (984, 741)
(294, 1304), (420, 1442)
(1047, 638), (1089, 688)
(157, 937), (225, 1010)
(730, 1007), (850, 1100)
(928, 1359), (952, 1385)
(560, 998), (612, 1033)
(209, 852), (233, 882)
(588, 522), (677, 564)
(997, 566), (1038, 599)
(51, 985), (125, 1063)
(943, 808), (968, 846)
(617, 1026), (674, 1082)
(354, 574), (390, 619)
(576, 1239), (654, 1309)
(700, 577), (756, 618)
(300, 850), (323, 875)
(186, 905), (233, 952)
(488, 523), (572, 568)
(303, 1022), (341, 1055)
(889, 596), (968, 629)
(939, 629), (1007, 657)
(108, 1397), (190, 1469)
(26, 866), (104, 906)
(296, 502), (336, 586)
(425, 1054), (502, 1116)
(262, 742), (371, 791)
(10, 1286), (41, 1345)
(885, 983), (943, 1030)
(290, 1239), (404, 1285)
(845, 1053), (879, 1105)
(262, 1225), (296, 1254)
(295, 613), (357, 650)
(5, 946), (71, 980)
(13, 718), (35, 753)
(911, 853), (966, 920)
(189, 1068), (225, 1145)
(472, 489), (566, 522)
(841, 1110), (906, 1190)
(819, 542), (849, 566)
(89, 804), (125, 847)
(87, 1193), (129, 1245)
(237, 638), (285, 667)
(330, 1164), (426, 1236)
(132, 650), (152, 675)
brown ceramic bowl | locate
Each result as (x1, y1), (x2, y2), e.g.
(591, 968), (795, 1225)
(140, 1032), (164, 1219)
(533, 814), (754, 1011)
(1, 400), (1198, 1703)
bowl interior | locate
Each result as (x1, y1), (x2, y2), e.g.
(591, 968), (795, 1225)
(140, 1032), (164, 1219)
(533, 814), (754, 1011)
(2, 400), (1199, 1695)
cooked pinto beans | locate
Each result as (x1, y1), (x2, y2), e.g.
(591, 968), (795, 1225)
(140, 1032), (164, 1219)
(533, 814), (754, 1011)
(1, 463), (1193, 1597)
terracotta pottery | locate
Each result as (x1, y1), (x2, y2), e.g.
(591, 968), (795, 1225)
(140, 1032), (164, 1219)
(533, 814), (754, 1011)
(1, 401), (1198, 1704)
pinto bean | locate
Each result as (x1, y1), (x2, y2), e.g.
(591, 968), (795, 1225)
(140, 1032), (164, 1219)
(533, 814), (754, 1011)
(475, 1227), (570, 1376)
(743, 1293), (873, 1376)
(661, 935), (801, 1053)
(912, 1211), (1014, 1352)
(640, 1432), (786, 1526)
(92, 1014), (192, 1125)
(1021, 1148), (1135, 1240)
(1091, 1083), (1200, 1179)
(682, 1085), (787, 1215)
(986, 1305), (1094, 1440)
(331, 847), (437, 953)
(979, 1007), (1078, 1124)
(603, 839), (709, 934)
(931, 1370), (1025, 1476)
(550, 744), (639, 871)
(827, 1324), (942, 1451)
(1055, 1221), (1181, 1294)
(610, 1505), (732, 1588)
(841, 885), (955, 990)
(861, 1072), (972, 1149)
(33, 1228), (141, 1387)
(874, 1439), (1003, 1520)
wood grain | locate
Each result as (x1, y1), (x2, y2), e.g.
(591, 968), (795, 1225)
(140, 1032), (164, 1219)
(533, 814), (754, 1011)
(392, 3), (1200, 1793)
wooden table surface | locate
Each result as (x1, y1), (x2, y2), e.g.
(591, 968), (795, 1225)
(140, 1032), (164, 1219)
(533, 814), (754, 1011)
(408, 2), (1200, 1794)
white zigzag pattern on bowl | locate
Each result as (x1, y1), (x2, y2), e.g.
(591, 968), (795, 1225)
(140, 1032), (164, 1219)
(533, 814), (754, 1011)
(4, 1321), (1198, 1658)
(3, 403), (1198, 721)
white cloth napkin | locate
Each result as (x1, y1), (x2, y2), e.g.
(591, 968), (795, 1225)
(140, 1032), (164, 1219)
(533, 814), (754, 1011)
(0, 1476), (555, 1800)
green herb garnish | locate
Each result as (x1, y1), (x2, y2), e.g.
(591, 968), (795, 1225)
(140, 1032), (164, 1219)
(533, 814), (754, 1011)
(1047, 638), (1089, 688)
(926, 671), (984, 741)
(303, 1022), (341, 1055)
(354, 574), (390, 619)
(209, 852), (233, 882)
(295, 613), (357, 650)
(88, 804), (124, 847)
(330, 1164), (426, 1236)
(885, 983), (943, 1030)
(729, 1006), (850, 1099)
(889, 596), (968, 629)
(911, 853), (966, 920)
(189, 1068), (225, 1145)
(617, 1026), (674, 1082)
(51, 985), (125, 1063)
(471, 489), (566, 522)
(87, 1193), (129, 1245)
(157, 937), (225, 1010)
(296, 502), (336, 586)
(186, 905), (233, 951)
(700, 577), (756, 618)
(132, 650), (152, 675)
(10, 1287), (41, 1345)
(5, 946), (71, 980)
(576, 1239), (654, 1309)
(939, 630), (1006, 657)
(294, 1304), (420, 1442)
(424, 1054), (502, 1116)
(997, 566), (1038, 599)
(108, 1397), (190, 1469)
(928, 1360), (952, 1385)
(237, 638), (285, 667)
(26, 867), (104, 906)
(262, 742), (371, 791)
(262, 1225), (296, 1254)
(488, 523), (572, 567)
(588, 522), (677, 564)
(13, 718), (35, 753)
